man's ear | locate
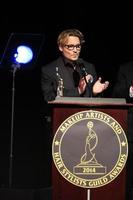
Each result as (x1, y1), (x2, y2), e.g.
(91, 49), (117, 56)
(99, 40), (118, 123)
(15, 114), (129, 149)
(59, 46), (63, 52)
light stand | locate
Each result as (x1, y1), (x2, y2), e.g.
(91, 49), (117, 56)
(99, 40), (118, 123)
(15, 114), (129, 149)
(9, 63), (20, 188)
(0, 32), (45, 189)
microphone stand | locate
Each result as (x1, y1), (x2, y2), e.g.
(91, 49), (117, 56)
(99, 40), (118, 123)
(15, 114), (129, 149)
(83, 73), (93, 97)
(9, 63), (20, 188)
(79, 63), (93, 97)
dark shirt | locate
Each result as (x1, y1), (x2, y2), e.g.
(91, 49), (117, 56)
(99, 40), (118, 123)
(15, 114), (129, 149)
(41, 56), (97, 102)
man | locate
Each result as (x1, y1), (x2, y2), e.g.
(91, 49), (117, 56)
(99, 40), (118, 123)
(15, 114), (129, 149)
(41, 28), (109, 190)
(41, 29), (109, 102)
(112, 61), (133, 200)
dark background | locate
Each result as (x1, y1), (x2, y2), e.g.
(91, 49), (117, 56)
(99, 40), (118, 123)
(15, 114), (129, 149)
(0, 2), (133, 191)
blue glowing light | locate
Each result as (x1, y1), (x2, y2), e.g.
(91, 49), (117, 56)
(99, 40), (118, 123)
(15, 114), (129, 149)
(14, 45), (33, 64)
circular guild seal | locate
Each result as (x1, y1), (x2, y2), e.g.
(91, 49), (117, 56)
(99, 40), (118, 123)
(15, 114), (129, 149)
(52, 110), (128, 188)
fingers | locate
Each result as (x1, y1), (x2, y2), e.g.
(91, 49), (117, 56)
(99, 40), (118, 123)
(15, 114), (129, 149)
(105, 81), (109, 87)
(78, 78), (86, 94)
(98, 77), (102, 82)
(86, 74), (93, 83)
(98, 78), (109, 86)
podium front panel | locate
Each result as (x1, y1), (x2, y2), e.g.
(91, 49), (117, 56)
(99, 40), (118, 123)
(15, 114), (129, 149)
(50, 99), (128, 200)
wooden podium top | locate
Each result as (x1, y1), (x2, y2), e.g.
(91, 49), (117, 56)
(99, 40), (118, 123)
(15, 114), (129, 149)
(48, 97), (127, 107)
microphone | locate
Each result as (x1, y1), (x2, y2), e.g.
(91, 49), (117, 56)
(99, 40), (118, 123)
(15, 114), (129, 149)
(77, 59), (93, 83)
(77, 58), (93, 97)
(81, 67), (93, 83)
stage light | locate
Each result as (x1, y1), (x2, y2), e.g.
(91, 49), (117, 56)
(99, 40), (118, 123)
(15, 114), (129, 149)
(14, 45), (33, 64)
(0, 32), (45, 70)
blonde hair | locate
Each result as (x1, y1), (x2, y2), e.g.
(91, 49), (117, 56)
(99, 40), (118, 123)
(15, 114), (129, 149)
(57, 29), (85, 47)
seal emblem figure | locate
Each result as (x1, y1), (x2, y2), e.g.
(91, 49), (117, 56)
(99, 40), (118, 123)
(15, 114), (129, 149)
(52, 110), (128, 188)
(74, 121), (106, 176)
(81, 121), (98, 164)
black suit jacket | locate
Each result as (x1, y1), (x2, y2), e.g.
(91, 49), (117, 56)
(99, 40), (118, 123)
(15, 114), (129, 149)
(41, 56), (97, 102)
(112, 61), (133, 141)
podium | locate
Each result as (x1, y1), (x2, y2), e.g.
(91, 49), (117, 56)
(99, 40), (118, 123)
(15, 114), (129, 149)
(49, 97), (129, 200)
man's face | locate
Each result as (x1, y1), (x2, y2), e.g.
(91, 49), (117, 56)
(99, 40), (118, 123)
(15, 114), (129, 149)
(59, 36), (81, 61)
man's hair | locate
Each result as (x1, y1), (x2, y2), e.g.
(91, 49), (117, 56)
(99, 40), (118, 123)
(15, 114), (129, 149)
(57, 29), (85, 47)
